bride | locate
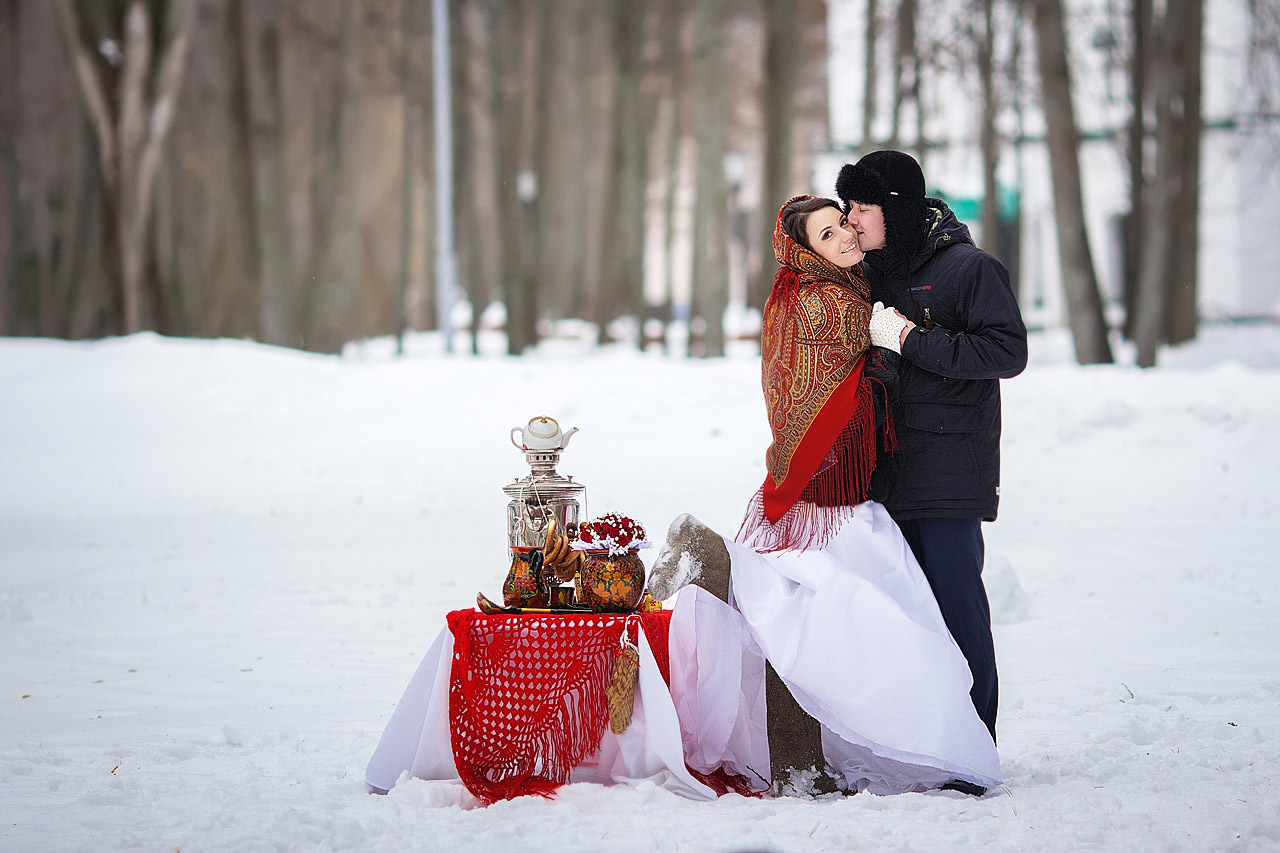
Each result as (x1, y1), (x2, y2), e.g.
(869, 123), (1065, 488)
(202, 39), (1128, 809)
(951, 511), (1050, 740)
(648, 195), (1001, 797)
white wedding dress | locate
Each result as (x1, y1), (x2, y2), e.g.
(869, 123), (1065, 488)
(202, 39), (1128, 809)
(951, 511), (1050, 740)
(667, 501), (1002, 795)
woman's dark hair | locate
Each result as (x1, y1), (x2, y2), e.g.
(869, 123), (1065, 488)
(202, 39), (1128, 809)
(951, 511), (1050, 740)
(780, 197), (842, 252)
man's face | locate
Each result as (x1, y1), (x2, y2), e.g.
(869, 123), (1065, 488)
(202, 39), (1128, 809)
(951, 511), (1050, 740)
(846, 202), (887, 252)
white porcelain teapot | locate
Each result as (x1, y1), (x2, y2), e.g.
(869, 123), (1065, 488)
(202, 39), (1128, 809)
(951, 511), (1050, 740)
(510, 415), (579, 451)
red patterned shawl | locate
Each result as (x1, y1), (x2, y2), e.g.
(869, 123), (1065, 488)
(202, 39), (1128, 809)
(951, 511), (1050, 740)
(738, 195), (880, 552)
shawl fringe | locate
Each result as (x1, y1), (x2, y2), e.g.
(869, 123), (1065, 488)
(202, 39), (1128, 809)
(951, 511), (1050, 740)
(447, 610), (617, 804)
(739, 381), (884, 553)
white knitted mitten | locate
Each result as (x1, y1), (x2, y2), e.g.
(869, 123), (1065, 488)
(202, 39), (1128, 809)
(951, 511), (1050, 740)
(869, 301), (908, 354)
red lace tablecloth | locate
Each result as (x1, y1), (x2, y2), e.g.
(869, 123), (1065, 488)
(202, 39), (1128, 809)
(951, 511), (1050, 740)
(446, 609), (671, 804)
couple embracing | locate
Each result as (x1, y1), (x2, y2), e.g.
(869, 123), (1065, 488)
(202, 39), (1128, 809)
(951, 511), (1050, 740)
(650, 150), (1028, 797)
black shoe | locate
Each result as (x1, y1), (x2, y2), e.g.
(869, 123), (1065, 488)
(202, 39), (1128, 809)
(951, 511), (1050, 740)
(940, 780), (988, 796)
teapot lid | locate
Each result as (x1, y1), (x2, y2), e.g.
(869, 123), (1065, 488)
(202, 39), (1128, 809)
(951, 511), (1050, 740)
(526, 416), (560, 441)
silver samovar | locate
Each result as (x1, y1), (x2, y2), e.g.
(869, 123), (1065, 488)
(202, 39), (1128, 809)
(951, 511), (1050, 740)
(504, 416), (586, 558)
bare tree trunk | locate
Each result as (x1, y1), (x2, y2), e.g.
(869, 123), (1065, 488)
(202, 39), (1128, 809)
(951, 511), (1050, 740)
(236, 0), (294, 346)
(888, 0), (917, 150)
(519, 0), (551, 347)
(494, 0), (517, 347)
(976, 0), (1000, 251)
(558, 0), (596, 322)
(574, 3), (617, 332)
(1133, 62), (1176, 365)
(449, 0), (475, 353)
(654, 0), (688, 352)
(650, 92), (676, 349)
(457, 0), (495, 352)
(511, 0), (542, 354)
(119, 0), (191, 334)
(861, 0), (879, 150)
(1167, 0), (1203, 345)
(56, 0), (197, 335)
(397, 0), (423, 354)
(57, 111), (104, 337)
(910, 3), (924, 160)
(755, 0), (800, 313)
(1123, 0), (1148, 339)
(2, 0), (22, 334)
(599, 0), (647, 343)
(490, 0), (513, 340)
(1133, 1), (1201, 366)
(797, 1), (831, 173)
(1030, 0), (1113, 364)
(1003, 0), (1027, 292)
(495, 0), (542, 354)
(690, 0), (728, 358)
(300, 0), (363, 353)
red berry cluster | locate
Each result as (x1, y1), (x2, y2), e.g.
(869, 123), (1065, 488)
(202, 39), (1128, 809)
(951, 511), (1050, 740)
(579, 512), (647, 550)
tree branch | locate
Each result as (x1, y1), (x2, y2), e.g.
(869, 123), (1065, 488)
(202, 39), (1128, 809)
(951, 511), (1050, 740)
(54, 0), (117, 197)
(135, 0), (197, 228)
(118, 0), (152, 203)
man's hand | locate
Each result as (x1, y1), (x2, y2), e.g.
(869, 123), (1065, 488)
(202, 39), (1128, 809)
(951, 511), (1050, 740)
(894, 308), (916, 349)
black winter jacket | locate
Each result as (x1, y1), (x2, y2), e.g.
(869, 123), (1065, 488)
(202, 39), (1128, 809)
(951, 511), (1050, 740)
(863, 199), (1027, 521)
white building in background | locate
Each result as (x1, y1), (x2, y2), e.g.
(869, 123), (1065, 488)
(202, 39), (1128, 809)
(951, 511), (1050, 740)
(825, 0), (1280, 330)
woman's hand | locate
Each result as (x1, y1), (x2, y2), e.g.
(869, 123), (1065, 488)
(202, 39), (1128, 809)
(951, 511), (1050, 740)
(869, 302), (909, 354)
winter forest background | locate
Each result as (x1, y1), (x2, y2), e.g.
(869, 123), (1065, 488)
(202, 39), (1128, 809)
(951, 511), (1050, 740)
(2, 0), (1279, 366)
(5, 3), (1280, 849)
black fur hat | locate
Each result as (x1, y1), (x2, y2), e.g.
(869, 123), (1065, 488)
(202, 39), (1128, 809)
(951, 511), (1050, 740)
(836, 150), (929, 259)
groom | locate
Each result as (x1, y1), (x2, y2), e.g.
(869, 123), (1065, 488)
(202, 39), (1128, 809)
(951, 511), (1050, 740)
(836, 150), (1027, 742)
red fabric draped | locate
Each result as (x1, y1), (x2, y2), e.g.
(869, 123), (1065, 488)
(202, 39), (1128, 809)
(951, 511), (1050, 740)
(446, 610), (670, 805)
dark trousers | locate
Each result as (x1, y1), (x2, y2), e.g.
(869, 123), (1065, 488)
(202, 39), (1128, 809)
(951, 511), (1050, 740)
(895, 516), (998, 742)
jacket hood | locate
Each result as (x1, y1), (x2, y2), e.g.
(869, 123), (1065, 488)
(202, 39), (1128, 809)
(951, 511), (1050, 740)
(912, 199), (974, 272)
(863, 198), (974, 276)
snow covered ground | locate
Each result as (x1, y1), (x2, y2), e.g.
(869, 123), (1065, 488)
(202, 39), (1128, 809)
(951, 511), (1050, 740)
(2, 322), (1279, 852)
